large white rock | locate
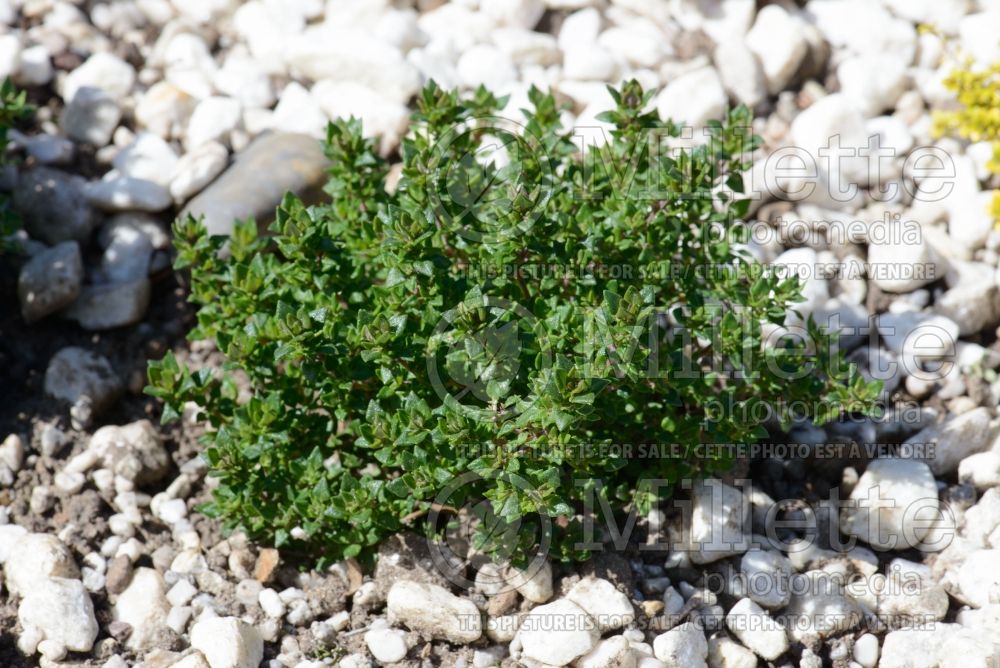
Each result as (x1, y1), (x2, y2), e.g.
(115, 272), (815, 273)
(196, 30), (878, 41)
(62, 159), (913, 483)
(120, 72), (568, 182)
(745, 5), (807, 94)
(565, 577), (635, 632)
(936, 263), (1000, 336)
(880, 624), (1000, 668)
(508, 559), (553, 603)
(804, 0), (916, 62)
(771, 247), (830, 324)
(457, 44), (518, 90)
(687, 0), (756, 44)
(214, 53), (275, 109)
(957, 549), (1000, 609)
(725, 598), (788, 661)
(190, 616), (264, 668)
(903, 408), (996, 477)
(284, 27), (421, 104)
(492, 28), (559, 66)
(655, 67), (727, 127)
(707, 635), (757, 668)
(62, 87), (122, 147)
(866, 220), (941, 293)
(852, 633), (879, 668)
(740, 548), (792, 609)
(840, 458), (939, 550)
(879, 562), (949, 628)
(84, 175), (173, 213)
(789, 94), (870, 197)
(185, 96), (243, 150)
(365, 620), (408, 663)
(386, 580), (482, 644)
(652, 622), (708, 668)
(63, 52), (136, 102)
(89, 420), (170, 484)
(311, 80), (408, 157)
(270, 82), (327, 138)
(0, 434), (24, 473)
(113, 567), (171, 651)
(912, 154), (991, 249)
(233, 0), (306, 68)
(558, 7), (601, 51)
(562, 44), (618, 81)
(597, 21), (670, 69)
(687, 479), (751, 564)
(518, 599), (599, 666)
(169, 141), (228, 203)
(18, 577), (98, 653)
(417, 4), (494, 53)
(780, 571), (862, 642)
(837, 55), (908, 118)
(112, 132), (179, 187)
(0, 33), (20, 81)
(135, 81), (195, 139)
(372, 7), (426, 52)
(882, 0), (966, 33)
(714, 40), (766, 108)
(481, 0), (544, 29)
(4, 533), (79, 596)
(959, 11), (1000, 66)
(161, 31), (217, 99)
(959, 452), (1000, 491)
(18, 44), (52, 87)
(574, 635), (636, 668)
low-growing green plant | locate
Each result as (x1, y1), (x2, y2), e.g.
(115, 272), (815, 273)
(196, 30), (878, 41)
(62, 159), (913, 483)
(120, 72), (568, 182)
(148, 81), (878, 567)
(0, 79), (30, 253)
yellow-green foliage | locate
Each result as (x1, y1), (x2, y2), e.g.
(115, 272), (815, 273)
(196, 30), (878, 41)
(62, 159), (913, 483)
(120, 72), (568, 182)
(933, 59), (1000, 221)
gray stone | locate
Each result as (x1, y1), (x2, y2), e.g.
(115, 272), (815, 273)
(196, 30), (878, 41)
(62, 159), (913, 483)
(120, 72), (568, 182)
(13, 167), (96, 244)
(24, 134), (74, 165)
(98, 213), (171, 250)
(878, 560), (949, 628)
(99, 223), (152, 284)
(84, 176), (172, 213)
(740, 548), (793, 609)
(44, 347), (122, 423)
(780, 570), (862, 642)
(62, 87), (122, 147)
(18, 241), (82, 322)
(180, 131), (329, 237)
(903, 407), (996, 476)
(64, 278), (151, 330)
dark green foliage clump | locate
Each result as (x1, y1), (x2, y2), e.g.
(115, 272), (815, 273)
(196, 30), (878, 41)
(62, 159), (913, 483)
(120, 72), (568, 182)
(148, 81), (878, 566)
(0, 80), (30, 253)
